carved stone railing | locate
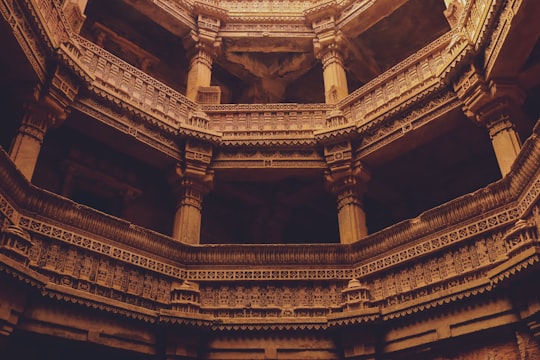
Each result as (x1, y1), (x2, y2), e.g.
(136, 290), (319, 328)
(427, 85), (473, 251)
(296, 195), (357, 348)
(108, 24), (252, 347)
(338, 32), (452, 128)
(203, 103), (332, 145)
(75, 35), (197, 132)
(30, 0), (72, 49)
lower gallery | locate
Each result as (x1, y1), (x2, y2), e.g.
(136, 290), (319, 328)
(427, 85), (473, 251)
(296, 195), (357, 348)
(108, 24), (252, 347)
(1, 0), (540, 358)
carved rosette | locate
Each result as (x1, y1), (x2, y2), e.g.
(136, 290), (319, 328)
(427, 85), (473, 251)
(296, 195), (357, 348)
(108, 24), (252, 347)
(0, 225), (33, 266)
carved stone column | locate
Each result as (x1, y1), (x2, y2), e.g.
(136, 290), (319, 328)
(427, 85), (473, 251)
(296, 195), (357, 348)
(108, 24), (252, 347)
(486, 108), (522, 176)
(453, 65), (525, 176)
(10, 100), (67, 181)
(170, 139), (213, 244)
(10, 67), (78, 181)
(184, 7), (224, 102)
(185, 44), (215, 101)
(320, 44), (349, 103)
(324, 141), (370, 244)
(311, 14), (349, 103)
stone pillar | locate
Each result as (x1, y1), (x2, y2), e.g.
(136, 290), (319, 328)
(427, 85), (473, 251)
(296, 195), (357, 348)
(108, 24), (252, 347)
(324, 141), (370, 244)
(186, 45), (214, 101)
(334, 174), (368, 242)
(184, 11), (223, 102)
(172, 176), (212, 244)
(453, 66), (525, 176)
(170, 139), (213, 244)
(311, 14), (349, 103)
(486, 113), (522, 176)
(320, 44), (349, 103)
(10, 102), (66, 181)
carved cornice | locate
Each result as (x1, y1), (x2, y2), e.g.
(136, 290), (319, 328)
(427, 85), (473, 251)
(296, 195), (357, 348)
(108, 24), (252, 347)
(71, 98), (182, 160)
(340, 32), (452, 127)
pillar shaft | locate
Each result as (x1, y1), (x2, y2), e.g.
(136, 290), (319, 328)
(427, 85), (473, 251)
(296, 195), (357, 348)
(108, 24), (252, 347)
(336, 182), (368, 244)
(9, 111), (48, 180)
(487, 116), (521, 176)
(321, 48), (348, 103)
(170, 139), (213, 244)
(186, 48), (213, 101)
(324, 142), (370, 244)
(172, 180), (205, 244)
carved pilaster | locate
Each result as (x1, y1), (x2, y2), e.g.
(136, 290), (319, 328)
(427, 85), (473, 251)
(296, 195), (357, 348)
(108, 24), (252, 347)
(324, 141), (370, 243)
(170, 140), (214, 244)
(453, 65), (525, 176)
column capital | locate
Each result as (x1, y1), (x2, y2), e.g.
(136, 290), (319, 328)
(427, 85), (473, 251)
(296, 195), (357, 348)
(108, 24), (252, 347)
(324, 141), (370, 196)
(453, 65), (526, 125)
(168, 138), (214, 208)
(318, 43), (345, 70)
(183, 12), (223, 61)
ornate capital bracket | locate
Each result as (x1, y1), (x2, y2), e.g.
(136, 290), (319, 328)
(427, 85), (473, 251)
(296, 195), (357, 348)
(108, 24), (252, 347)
(184, 8), (224, 62)
(169, 139), (215, 203)
(453, 65), (526, 126)
(323, 141), (370, 200)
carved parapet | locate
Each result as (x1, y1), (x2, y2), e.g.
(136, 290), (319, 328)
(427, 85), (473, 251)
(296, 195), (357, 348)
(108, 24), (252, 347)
(171, 281), (201, 314)
(341, 278), (372, 311)
(0, 225), (33, 266)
